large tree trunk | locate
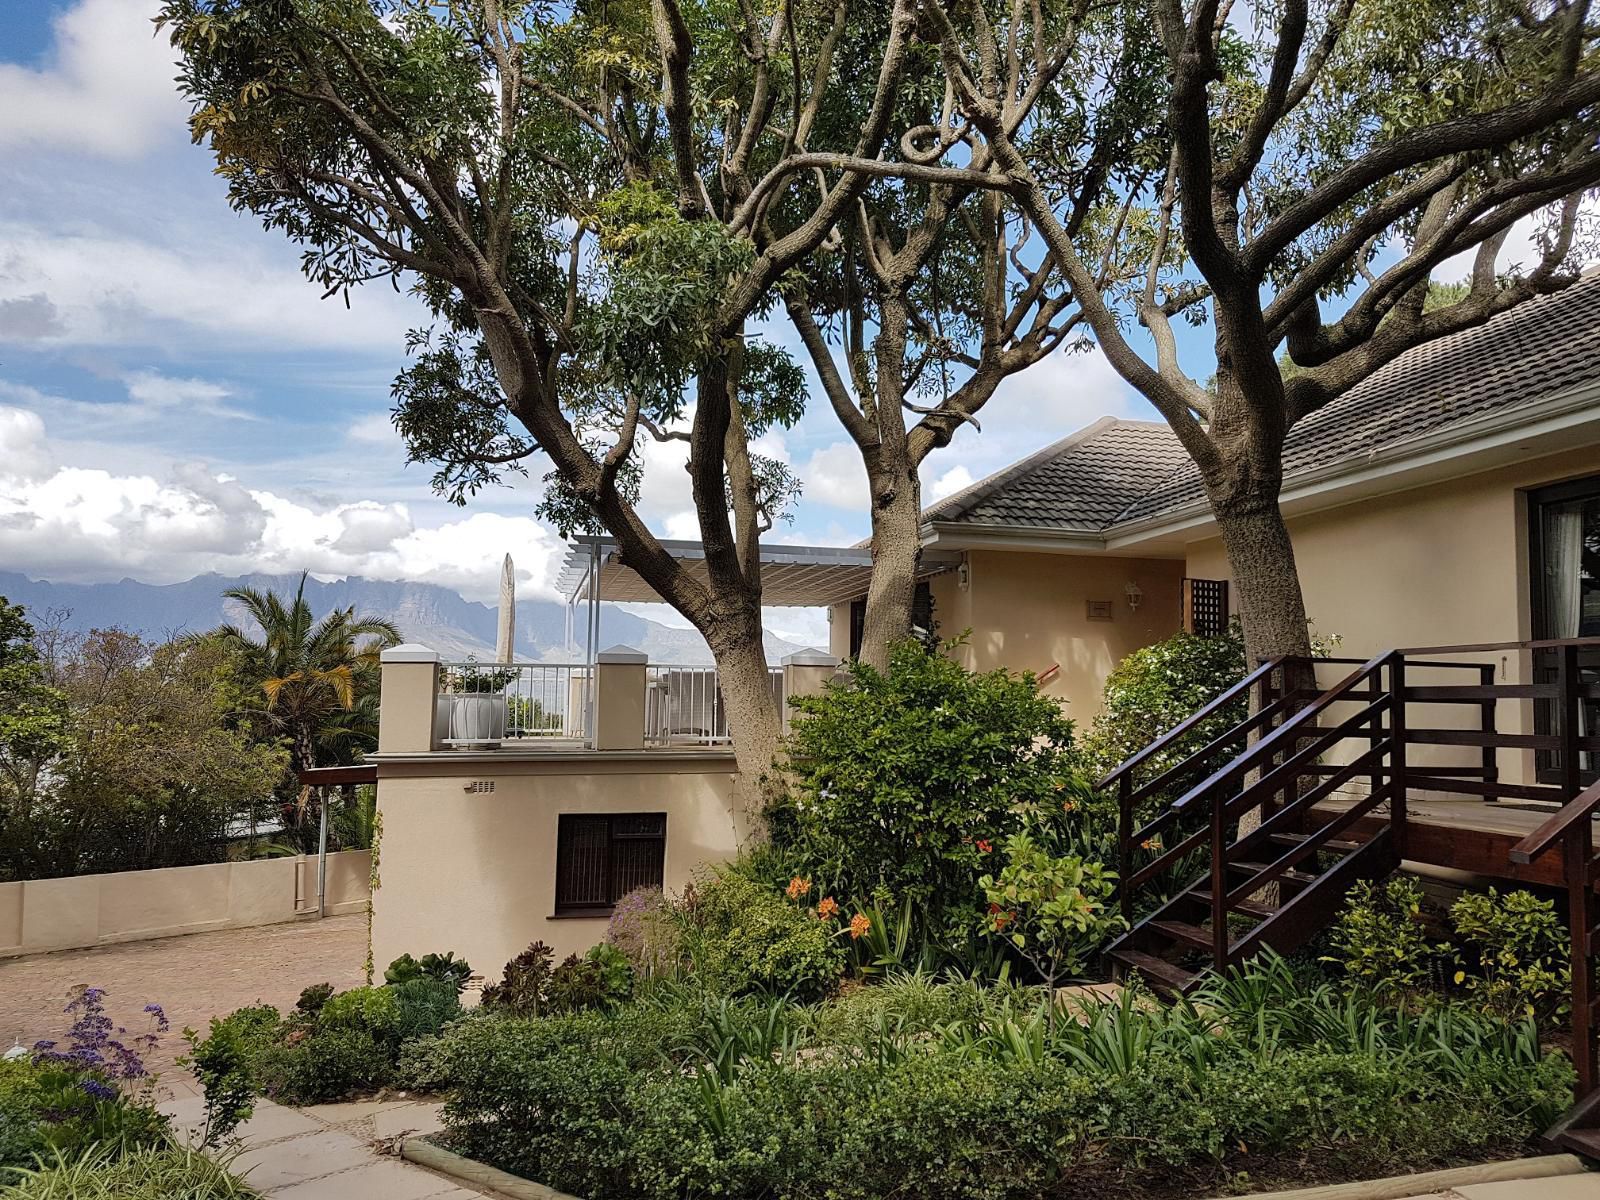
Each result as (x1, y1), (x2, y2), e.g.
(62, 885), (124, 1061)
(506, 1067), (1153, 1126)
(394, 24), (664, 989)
(1205, 434), (1317, 870)
(705, 612), (782, 842)
(857, 457), (923, 672)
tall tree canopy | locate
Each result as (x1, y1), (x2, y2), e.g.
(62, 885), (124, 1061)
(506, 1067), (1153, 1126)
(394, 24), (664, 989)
(923, 0), (1600, 668)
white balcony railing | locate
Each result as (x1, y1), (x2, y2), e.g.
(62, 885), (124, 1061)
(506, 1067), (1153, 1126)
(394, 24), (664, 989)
(645, 664), (784, 746)
(436, 659), (788, 749)
(439, 662), (590, 746)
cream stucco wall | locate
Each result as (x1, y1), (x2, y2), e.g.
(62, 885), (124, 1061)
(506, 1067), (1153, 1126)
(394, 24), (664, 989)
(947, 551), (1184, 726)
(827, 553), (1182, 725)
(0, 851), (370, 958)
(1182, 445), (1600, 784)
(371, 752), (741, 974)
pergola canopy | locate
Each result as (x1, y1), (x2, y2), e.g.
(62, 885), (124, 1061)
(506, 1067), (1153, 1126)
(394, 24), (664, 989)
(556, 535), (959, 608)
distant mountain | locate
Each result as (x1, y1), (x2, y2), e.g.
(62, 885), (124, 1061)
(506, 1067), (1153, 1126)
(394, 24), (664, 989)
(0, 571), (806, 665)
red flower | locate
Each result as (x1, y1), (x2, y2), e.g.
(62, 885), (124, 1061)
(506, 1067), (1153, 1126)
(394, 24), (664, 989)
(976, 839), (993, 854)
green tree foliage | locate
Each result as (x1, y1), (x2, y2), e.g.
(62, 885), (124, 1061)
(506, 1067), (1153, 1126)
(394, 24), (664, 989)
(0, 598), (68, 817)
(0, 626), (286, 882)
(775, 639), (1082, 940)
(202, 575), (397, 850)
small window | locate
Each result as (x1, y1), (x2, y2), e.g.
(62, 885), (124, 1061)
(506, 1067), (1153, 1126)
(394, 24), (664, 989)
(554, 813), (666, 915)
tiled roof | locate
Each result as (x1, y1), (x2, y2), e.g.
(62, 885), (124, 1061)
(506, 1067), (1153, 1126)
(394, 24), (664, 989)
(927, 275), (1600, 534)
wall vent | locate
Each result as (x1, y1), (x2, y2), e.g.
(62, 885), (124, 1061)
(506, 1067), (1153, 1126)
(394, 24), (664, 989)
(464, 780), (496, 794)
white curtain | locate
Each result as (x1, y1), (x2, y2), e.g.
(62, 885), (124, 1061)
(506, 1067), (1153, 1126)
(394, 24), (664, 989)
(1544, 503), (1586, 639)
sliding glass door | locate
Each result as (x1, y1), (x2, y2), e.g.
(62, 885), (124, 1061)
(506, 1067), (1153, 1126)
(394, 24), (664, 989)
(1530, 476), (1600, 785)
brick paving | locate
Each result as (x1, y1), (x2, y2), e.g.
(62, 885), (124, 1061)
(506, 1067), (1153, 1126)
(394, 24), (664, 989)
(0, 914), (368, 1094)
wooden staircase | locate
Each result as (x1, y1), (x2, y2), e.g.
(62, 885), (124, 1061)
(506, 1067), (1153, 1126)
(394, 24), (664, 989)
(1102, 652), (1407, 993)
(1099, 636), (1600, 1156)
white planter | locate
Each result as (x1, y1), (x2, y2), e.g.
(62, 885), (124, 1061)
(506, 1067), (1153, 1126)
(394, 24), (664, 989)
(448, 693), (506, 747)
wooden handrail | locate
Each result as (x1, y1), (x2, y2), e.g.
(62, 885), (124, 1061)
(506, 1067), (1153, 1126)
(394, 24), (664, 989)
(1098, 656), (1284, 790)
(1398, 635), (1600, 656)
(1510, 778), (1600, 865)
(1169, 652), (1393, 814)
(1127, 691), (1303, 805)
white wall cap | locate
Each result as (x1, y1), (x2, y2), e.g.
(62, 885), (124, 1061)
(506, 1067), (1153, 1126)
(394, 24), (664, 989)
(381, 644), (439, 664)
(597, 644), (648, 664)
(782, 648), (840, 667)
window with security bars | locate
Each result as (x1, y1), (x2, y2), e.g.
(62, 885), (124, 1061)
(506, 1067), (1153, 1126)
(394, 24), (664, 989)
(554, 813), (667, 915)
(1183, 578), (1230, 636)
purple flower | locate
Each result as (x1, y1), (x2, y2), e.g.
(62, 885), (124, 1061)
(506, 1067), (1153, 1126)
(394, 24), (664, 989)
(79, 1078), (117, 1103)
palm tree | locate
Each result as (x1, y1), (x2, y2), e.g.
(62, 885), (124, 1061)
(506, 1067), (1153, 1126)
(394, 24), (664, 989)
(208, 573), (401, 790)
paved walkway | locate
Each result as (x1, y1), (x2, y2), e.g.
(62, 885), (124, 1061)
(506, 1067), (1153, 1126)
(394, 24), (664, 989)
(0, 914), (368, 1093)
(161, 1094), (492, 1199)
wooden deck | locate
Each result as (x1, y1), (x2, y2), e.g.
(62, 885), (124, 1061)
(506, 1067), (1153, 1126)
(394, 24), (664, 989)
(1318, 795), (1586, 890)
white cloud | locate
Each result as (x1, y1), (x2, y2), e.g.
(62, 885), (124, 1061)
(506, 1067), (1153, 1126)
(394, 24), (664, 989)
(123, 369), (256, 420)
(0, 405), (564, 603)
(0, 227), (419, 350)
(349, 411), (401, 446)
(0, 0), (186, 159)
(928, 464), (974, 500)
(801, 442), (870, 511)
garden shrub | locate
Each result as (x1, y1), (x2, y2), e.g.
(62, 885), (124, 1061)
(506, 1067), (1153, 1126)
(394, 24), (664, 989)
(383, 952), (473, 994)
(1323, 877), (1441, 997)
(435, 964), (1569, 1200)
(4, 1142), (258, 1199)
(258, 1026), (393, 1104)
(391, 977), (463, 1042)
(317, 985), (401, 1041)
(676, 866), (844, 1000)
(607, 886), (681, 977)
(480, 941), (556, 1016)
(777, 638), (1085, 941)
(1078, 624), (1248, 780)
(978, 831), (1123, 988)
(1450, 887), (1570, 1022)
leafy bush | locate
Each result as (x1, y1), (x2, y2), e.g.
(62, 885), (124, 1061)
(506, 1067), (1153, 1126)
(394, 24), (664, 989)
(4, 1143), (258, 1199)
(1323, 877), (1441, 998)
(258, 1027), (392, 1105)
(1450, 888), (1570, 1022)
(777, 639), (1083, 940)
(546, 945), (635, 1013)
(978, 832), (1124, 988)
(317, 986), (400, 1041)
(437, 961), (1570, 1200)
(675, 867), (844, 1000)
(1, 986), (173, 1174)
(384, 952), (473, 994)
(1078, 624), (1248, 780)
(480, 941), (557, 1016)
(392, 978), (463, 1042)
(294, 984), (333, 1018)
(606, 886), (680, 977)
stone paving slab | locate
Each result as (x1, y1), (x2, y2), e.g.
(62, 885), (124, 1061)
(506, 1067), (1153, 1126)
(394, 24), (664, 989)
(158, 1095), (488, 1199)
(1455, 1175), (1600, 1199)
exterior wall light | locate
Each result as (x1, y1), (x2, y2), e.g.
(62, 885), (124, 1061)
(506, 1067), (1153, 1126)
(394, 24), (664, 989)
(1125, 581), (1144, 611)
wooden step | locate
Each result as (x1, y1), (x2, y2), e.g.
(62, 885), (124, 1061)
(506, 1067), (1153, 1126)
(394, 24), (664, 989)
(1266, 831), (1367, 853)
(1554, 1127), (1600, 1161)
(1109, 949), (1196, 994)
(1228, 860), (1317, 885)
(1149, 919), (1225, 952)
(1190, 888), (1280, 919)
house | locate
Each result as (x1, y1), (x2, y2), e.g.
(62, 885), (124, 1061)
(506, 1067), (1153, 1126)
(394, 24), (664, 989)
(828, 274), (1600, 775)
(359, 276), (1600, 1100)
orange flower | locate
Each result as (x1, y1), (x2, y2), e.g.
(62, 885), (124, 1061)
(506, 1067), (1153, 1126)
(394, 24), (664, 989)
(1140, 837), (1163, 852)
(785, 876), (812, 900)
(816, 897), (839, 921)
(1062, 800), (1078, 813)
(976, 839), (993, 854)
(848, 912), (871, 940)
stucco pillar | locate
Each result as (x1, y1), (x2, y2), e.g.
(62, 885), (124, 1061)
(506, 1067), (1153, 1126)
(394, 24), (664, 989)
(595, 645), (648, 750)
(379, 644), (441, 754)
(781, 648), (841, 731)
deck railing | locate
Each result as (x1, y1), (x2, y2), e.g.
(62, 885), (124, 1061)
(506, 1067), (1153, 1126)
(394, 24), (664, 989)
(439, 662), (591, 746)
(645, 664), (784, 746)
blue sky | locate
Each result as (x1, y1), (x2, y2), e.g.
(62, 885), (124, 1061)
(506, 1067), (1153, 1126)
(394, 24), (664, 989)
(0, 0), (1165, 646)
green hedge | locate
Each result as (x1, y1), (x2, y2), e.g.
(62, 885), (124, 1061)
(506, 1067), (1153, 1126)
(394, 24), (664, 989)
(433, 971), (1572, 1200)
